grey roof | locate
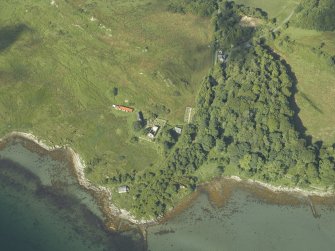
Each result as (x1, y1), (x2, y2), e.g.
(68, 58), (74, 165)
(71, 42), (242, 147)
(118, 186), (129, 193)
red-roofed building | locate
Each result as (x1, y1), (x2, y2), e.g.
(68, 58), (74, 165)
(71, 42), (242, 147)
(112, 104), (134, 112)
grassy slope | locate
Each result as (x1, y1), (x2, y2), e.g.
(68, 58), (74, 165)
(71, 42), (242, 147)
(271, 28), (335, 144)
(0, 0), (213, 184)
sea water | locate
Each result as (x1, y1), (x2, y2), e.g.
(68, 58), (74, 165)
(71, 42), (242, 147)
(0, 139), (144, 251)
(148, 187), (335, 251)
(3, 138), (335, 251)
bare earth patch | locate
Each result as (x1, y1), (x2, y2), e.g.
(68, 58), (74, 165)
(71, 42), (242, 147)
(240, 16), (262, 27)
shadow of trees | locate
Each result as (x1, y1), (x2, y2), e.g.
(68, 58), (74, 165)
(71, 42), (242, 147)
(280, 57), (311, 142)
(0, 24), (29, 52)
(261, 44), (312, 144)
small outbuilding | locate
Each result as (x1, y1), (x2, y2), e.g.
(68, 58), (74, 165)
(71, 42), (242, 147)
(118, 185), (130, 193)
(174, 127), (182, 134)
(147, 125), (159, 139)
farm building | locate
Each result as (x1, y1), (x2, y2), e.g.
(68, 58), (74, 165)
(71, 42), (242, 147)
(118, 185), (129, 193)
(112, 104), (134, 112)
(148, 125), (159, 139)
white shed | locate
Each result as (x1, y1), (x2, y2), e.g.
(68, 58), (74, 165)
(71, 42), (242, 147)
(118, 186), (129, 193)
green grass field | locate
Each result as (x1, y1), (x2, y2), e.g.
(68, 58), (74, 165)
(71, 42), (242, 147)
(271, 27), (335, 145)
(0, 0), (213, 185)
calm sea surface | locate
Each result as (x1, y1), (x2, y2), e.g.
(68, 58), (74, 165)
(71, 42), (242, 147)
(0, 139), (143, 251)
(2, 139), (335, 251)
(147, 185), (335, 251)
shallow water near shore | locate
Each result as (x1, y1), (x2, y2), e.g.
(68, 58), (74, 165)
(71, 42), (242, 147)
(0, 138), (144, 251)
(147, 184), (335, 251)
(2, 136), (335, 251)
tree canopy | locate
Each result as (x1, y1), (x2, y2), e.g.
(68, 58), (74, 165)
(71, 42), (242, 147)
(167, 0), (217, 16)
(107, 1), (335, 219)
(293, 0), (335, 31)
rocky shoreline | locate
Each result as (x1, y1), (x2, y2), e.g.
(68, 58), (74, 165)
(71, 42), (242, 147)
(0, 131), (156, 229)
(1, 131), (334, 231)
(228, 175), (334, 197)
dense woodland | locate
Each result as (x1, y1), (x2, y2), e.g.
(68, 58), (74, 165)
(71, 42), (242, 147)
(293, 0), (335, 31)
(167, 0), (218, 16)
(200, 46), (335, 184)
(106, 1), (335, 218)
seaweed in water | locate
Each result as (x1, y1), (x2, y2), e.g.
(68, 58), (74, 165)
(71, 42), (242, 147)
(154, 229), (176, 235)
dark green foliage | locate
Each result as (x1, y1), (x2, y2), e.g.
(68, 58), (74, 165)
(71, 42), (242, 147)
(167, 0), (217, 16)
(214, 2), (255, 49)
(236, 5), (267, 19)
(122, 41), (335, 219)
(293, 0), (335, 31)
(110, 124), (207, 218)
(157, 127), (179, 155)
(112, 87), (118, 97)
(109, 3), (335, 219)
(195, 44), (335, 186)
(330, 56), (335, 66)
(200, 134), (216, 151)
(130, 136), (139, 143)
(150, 103), (170, 116)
